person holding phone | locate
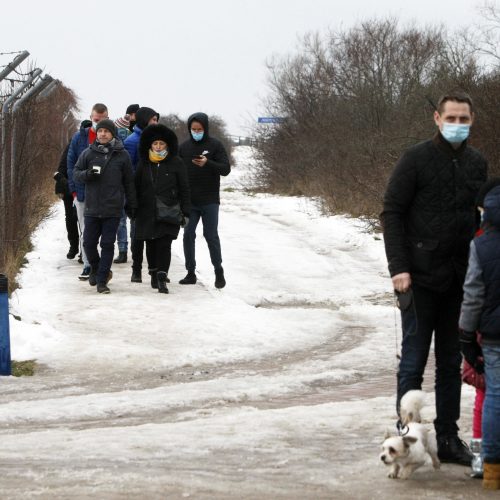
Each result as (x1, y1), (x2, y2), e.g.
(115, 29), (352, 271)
(73, 119), (137, 294)
(178, 112), (231, 288)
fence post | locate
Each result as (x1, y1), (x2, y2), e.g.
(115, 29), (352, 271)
(0, 274), (11, 376)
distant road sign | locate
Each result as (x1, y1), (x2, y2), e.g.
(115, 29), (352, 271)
(258, 117), (284, 124)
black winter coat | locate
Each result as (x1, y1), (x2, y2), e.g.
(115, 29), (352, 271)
(73, 139), (137, 218)
(134, 124), (191, 240)
(381, 132), (488, 292)
(178, 112), (230, 206)
(54, 143), (71, 196)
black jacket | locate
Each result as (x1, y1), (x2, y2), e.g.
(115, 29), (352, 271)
(73, 138), (137, 218)
(381, 132), (488, 292)
(178, 112), (230, 205)
(134, 124), (190, 240)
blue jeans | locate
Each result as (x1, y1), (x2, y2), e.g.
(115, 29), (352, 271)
(482, 344), (500, 462)
(183, 203), (222, 272)
(116, 212), (128, 252)
(83, 216), (120, 284)
(397, 282), (463, 437)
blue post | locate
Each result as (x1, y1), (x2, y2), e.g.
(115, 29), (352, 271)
(0, 274), (11, 375)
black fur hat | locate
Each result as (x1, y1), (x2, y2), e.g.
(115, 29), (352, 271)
(140, 124), (178, 158)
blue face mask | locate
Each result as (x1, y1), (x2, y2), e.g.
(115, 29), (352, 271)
(441, 123), (470, 143)
(191, 130), (204, 142)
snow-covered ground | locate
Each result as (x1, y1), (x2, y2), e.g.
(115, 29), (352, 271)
(0, 147), (480, 499)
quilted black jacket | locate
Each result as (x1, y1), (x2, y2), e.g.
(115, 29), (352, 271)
(381, 132), (487, 292)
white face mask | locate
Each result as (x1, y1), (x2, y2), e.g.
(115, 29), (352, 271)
(92, 121), (98, 130)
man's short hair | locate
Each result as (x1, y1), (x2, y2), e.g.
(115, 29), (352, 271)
(91, 103), (108, 114)
(437, 91), (473, 114)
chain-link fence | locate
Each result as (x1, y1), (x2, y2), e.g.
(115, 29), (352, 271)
(0, 50), (78, 287)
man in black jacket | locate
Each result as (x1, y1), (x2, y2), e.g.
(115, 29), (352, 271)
(73, 119), (137, 294)
(178, 112), (231, 288)
(381, 91), (488, 465)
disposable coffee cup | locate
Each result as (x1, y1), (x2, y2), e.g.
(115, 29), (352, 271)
(92, 166), (101, 175)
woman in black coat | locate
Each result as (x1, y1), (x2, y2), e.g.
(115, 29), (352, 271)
(134, 124), (190, 293)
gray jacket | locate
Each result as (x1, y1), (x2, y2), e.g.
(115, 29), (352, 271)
(459, 241), (485, 332)
(73, 139), (137, 218)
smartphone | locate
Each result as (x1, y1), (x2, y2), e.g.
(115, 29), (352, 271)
(192, 155), (203, 159)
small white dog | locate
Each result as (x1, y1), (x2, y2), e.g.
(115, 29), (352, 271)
(380, 390), (440, 479)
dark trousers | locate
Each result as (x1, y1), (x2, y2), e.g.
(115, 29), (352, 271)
(145, 234), (173, 273)
(183, 203), (222, 272)
(83, 216), (120, 284)
(130, 219), (146, 272)
(397, 282), (463, 438)
(62, 193), (79, 249)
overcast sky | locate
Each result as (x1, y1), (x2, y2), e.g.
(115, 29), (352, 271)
(0, 0), (487, 136)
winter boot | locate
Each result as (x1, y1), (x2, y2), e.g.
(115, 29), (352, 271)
(483, 462), (500, 490)
(437, 435), (473, 466)
(77, 253), (83, 264)
(470, 438), (483, 478)
(131, 268), (142, 283)
(149, 269), (158, 289)
(179, 272), (196, 285)
(214, 267), (226, 289)
(113, 251), (127, 264)
(97, 283), (110, 294)
(88, 266), (98, 287)
(157, 271), (169, 294)
(67, 245), (78, 259)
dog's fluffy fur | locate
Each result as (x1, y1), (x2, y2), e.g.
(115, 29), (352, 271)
(380, 390), (440, 479)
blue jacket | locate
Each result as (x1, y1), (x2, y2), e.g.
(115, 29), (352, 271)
(124, 125), (143, 172)
(67, 124), (92, 201)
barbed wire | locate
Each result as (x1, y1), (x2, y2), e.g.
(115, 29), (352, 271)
(0, 50), (24, 56)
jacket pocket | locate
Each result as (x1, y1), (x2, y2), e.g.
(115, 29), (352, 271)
(408, 238), (439, 274)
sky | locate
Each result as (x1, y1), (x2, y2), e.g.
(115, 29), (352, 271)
(0, 0), (487, 136)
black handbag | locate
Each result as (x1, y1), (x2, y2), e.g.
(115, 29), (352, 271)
(155, 197), (183, 225)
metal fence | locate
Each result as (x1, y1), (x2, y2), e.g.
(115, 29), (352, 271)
(0, 50), (77, 278)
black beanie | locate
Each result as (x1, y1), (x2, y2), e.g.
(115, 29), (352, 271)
(126, 104), (140, 115)
(95, 119), (117, 138)
(136, 107), (160, 130)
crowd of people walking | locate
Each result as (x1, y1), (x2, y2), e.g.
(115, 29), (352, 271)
(55, 103), (230, 295)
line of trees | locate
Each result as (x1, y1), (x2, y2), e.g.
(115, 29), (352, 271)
(252, 14), (500, 218)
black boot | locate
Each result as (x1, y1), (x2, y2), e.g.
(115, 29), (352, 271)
(67, 245), (78, 259)
(149, 269), (158, 289)
(157, 271), (169, 294)
(131, 268), (142, 283)
(89, 266), (98, 287)
(437, 435), (474, 466)
(114, 251), (127, 264)
(179, 272), (196, 285)
(214, 267), (226, 289)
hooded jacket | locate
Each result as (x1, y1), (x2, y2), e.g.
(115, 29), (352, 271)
(134, 124), (190, 240)
(381, 132), (487, 292)
(460, 186), (500, 345)
(73, 138), (137, 218)
(67, 119), (94, 201)
(124, 107), (159, 170)
(178, 112), (231, 205)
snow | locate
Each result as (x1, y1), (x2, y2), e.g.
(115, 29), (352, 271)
(0, 146), (476, 497)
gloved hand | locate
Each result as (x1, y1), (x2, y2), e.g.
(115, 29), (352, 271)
(125, 207), (137, 219)
(181, 216), (189, 228)
(459, 329), (484, 374)
(86, 167), (99, 180)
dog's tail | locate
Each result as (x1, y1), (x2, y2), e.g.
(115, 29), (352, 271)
(400, 390), (426, 425)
